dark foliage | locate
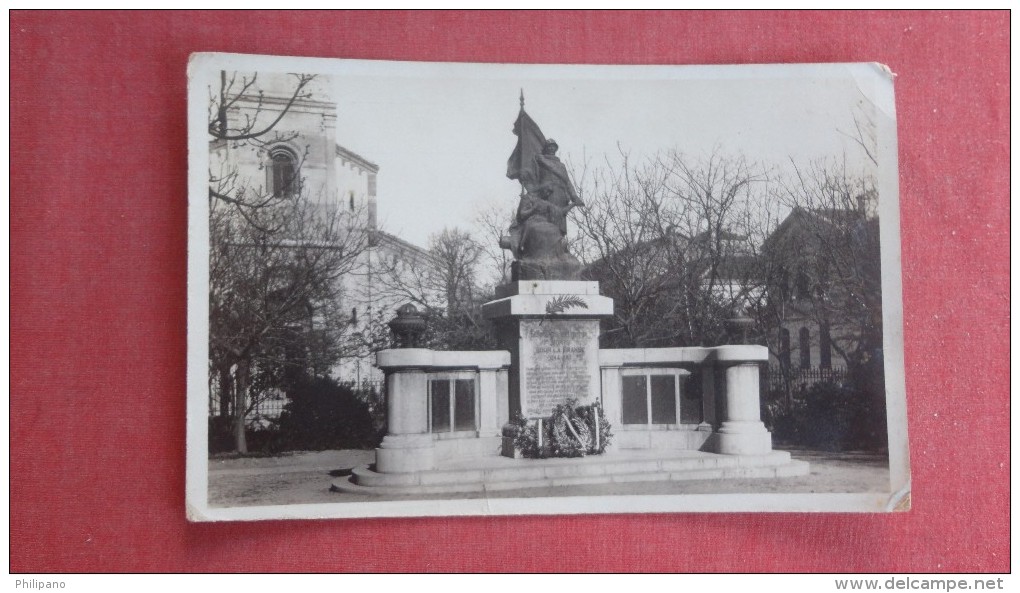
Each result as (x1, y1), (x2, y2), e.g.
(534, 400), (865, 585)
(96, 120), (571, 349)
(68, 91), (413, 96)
(275, 375), (380, 451)
(208, 416), (235, 454)
(764, 379), (887, 452)
(208, 377), (385, 455)
(348, 381), (387, 438)
(208, 417), (285, 455)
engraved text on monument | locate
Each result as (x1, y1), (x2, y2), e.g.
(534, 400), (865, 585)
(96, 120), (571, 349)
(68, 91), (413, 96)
(520, 320), (598, 417)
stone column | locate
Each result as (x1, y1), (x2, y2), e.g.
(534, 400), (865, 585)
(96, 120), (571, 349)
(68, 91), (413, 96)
(698, 366), (716, 433)
(495, 368), (510, 430)
(599, 365), (623, 453)
(375, 348), (436, 473)
(712, 345), (773, 455)
(477, 365), (502, 438)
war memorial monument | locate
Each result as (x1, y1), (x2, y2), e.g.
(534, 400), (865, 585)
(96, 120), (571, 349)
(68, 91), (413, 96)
(332, 97), (808, 495)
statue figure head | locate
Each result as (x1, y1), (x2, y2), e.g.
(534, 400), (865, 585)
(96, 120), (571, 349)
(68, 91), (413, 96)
(542, 139), (559, 155)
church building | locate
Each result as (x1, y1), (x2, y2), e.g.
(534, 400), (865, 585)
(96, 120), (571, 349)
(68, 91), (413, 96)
(209, 71), (437, 421)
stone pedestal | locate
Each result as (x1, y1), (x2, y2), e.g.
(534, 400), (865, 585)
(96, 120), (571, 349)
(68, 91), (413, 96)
(376, 433), (436, 474)
(373, 348), (512, 473)
(375, 349), (435, 473)
(482, 281), (614, 432)
(712, 345), (773, 455)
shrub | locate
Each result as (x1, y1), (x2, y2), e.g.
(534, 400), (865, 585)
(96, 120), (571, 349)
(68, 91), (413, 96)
(766, 381), (887, 451)
(275, 375), (379, 451)
(348, 381), (387, 443)
(208, 416), (234, 454)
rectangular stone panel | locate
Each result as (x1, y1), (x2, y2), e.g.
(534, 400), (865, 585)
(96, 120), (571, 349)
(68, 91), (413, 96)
(622, 375), (648, 425)
(430, 379), (450, 432)
(650, 375), (677, 424)
(680, 375), (703, 424)
(518, 318), (601, 418)
(454, 379), (475, 431)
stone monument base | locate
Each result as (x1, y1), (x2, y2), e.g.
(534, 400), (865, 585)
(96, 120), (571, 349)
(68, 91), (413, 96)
(333, 449), (809, 496)
(483, 281), (614, 449)
(512, 256), (583, 283)
(376, 434), (436, 473)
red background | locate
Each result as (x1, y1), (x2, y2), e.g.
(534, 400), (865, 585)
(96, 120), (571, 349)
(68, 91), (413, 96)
(10, 11), (1009, 573)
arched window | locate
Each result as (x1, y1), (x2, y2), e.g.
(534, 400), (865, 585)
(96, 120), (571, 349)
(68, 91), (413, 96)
(820, 323), (832, 369)
(795, 272), (811, 300)
(268, 146), (298, 198)
(799, 327), (811, 369)
(779, 328), (791, 369)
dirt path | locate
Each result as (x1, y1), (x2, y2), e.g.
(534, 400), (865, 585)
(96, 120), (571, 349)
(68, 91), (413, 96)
(207, 448), (889, 508)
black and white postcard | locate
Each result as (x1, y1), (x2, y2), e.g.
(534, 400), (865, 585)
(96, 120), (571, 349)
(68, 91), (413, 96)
(187, 53), (908, 521)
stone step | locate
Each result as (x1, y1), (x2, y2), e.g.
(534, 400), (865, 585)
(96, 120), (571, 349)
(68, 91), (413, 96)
(334, 453), (808, 496)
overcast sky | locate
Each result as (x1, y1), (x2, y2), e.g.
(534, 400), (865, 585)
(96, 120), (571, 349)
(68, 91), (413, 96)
(285, 60), (886, 249)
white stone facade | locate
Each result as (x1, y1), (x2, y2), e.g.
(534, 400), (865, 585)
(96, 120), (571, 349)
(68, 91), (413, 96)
(212, 71), (438, 393)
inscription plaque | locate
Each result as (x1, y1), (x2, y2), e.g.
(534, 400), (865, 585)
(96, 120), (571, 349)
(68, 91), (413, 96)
(519, 319), (600, 418)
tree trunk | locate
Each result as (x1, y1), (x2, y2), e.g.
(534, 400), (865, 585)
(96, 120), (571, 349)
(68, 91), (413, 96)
(218, 364), (232, 418)
(233, 359), (249, 454)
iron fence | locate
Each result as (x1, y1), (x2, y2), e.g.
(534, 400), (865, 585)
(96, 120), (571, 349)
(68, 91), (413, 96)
(251, 395), (289, 419)
(208, 379), (386, 423)
(762, 365), (848, 401)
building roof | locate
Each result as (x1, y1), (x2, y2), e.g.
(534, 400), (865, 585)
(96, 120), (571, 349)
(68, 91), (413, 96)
(763, 205), (876, 256)
(336, 144), (379, 174)
(690, 228), (749, 244)
(583, 228), (762, 283)
(373, 230), (441, 267)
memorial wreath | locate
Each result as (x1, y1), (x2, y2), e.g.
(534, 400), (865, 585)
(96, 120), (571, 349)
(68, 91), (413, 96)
(509, 400), (612, 459)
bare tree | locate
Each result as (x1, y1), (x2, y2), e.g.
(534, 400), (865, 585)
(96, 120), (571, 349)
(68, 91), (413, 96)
(760, 158), (880, 373)
(430, 229), (483, 317)
(427, 229), (496, 349)
(571, 148), (772, 348)
(474, 203), (516, 290)
(754, 155), (884, 447)
(839, 94), (879, 168)
(207, 71), (370, 453)
(372, 227), (497, 350)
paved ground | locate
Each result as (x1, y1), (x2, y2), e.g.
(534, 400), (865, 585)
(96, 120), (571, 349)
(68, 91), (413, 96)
(207, 448), (890, 508)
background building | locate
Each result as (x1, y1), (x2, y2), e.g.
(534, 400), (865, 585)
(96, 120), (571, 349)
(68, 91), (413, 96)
(208, 71), (438, 426)
(759, 191), (881, 395)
